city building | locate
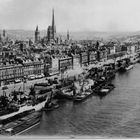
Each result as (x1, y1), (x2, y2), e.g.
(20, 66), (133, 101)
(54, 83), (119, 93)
(0, 59), (45, 86)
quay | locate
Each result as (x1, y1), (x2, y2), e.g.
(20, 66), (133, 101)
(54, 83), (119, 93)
(0, 50), (138, 135)
(21, 63), (140, 137)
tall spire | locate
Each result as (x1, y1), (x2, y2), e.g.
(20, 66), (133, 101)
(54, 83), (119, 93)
(35, 25), (39, 32)
(35, 25), (40, 43)
(52, 8), (56, 39)
(52, 8), (55, 31)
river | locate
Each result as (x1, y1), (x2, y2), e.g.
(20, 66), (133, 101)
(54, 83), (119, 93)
(21, 63), (140, 138)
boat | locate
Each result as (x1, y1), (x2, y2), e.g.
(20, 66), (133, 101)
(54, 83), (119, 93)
(34, 82), (50, 87)
(73, 90), (92, 102)
(0, 87), (49, 122)
(117, 57), (134, 72)
(0, 110), (42, 136)
(125, 64), (134, 71)
(0, 97), (48, 121)
(55, 87), (74, 100)
(95, 83), (115, 97)
(0, 95), (19, 117)
(118, 64), (134, 72)
(43, 101), (59, 111)
(54, 83), (74, 100)
(73, 79), (94, 102)
(43, 91), (59, 111)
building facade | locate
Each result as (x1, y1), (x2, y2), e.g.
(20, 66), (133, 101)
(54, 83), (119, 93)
(0, 60), (44, 86)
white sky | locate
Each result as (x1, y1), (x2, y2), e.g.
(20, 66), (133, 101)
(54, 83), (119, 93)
(0, 0), (140, 32)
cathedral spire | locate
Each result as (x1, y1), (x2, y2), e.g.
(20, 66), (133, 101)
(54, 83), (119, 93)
(52, 8), (56, 39)
(52, 8), (55, 30)
(35, 25), (40, 43)
(35, 25), (39, 32)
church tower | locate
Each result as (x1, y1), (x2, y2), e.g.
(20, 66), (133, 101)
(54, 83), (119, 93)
(3, 29), (6, 37)
(52, 8), (56, 40)
(0, 33), (2, 42)
(35, 25), (40, 43)
(67, 30), (70, 41)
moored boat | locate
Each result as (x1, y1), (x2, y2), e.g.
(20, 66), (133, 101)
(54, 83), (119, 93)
(0, 110), (42, 136)
(54, 86), (74, 100)
(43, 101), (59, 111)
(73, 90), (92, 102)
(43, 90), (59, 111)
(0, 87), (49, 122)
(94, 83), (115, 97)
(125, 64), (134, 71)
(73, 78), (94, 102)
(0, 97), (48, 121)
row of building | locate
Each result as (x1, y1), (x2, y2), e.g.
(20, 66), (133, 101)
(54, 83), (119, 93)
(0, 60), (45, 86)
(1, 41), (140, 86)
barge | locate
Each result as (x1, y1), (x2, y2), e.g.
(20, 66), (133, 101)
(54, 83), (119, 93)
(94, 83), (115, 97)
(0, 109), (42, 136)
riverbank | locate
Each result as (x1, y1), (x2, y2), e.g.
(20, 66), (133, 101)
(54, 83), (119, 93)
(20, 63), (140, 137)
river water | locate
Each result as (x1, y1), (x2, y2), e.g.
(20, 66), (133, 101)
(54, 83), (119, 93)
(22, 63), (140, 138)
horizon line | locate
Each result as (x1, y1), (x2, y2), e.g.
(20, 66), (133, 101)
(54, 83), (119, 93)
(1, 29), (140, 33)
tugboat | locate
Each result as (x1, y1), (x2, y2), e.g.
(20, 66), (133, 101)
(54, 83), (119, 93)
(118, 58), (133, 72)
(55, 85), (74, 100)
(53, 77), (75, 100)
(43, 91), (59, 111)
(73, 79), (94, 102)
(73, 89), (92, 102)
(94, 83), (115, 97)
(117, 60), (126, 72)
(125, 64), (134, 71)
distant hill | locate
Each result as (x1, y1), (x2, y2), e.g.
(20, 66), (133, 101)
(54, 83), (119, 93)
(1, 29), (140, 41)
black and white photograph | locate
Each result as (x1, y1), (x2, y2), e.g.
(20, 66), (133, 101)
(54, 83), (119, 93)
(0, 0), (140, 138)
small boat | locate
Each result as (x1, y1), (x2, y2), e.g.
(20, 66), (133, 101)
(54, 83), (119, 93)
(43, 102), (59, 111)
(54, 86), (74, 100)
(43, 90), (59, 111)
(125, 64), (133, 71)
(73, 91), (92, 102)
(95, 83), (115, 97)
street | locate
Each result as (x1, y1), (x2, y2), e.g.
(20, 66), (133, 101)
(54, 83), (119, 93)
(0, 78), (47, 96)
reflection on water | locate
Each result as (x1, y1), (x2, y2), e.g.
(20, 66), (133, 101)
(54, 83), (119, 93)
(22, 64), (140, 137)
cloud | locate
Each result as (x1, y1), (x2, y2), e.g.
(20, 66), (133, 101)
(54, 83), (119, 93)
(0, 0), (140, 32)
